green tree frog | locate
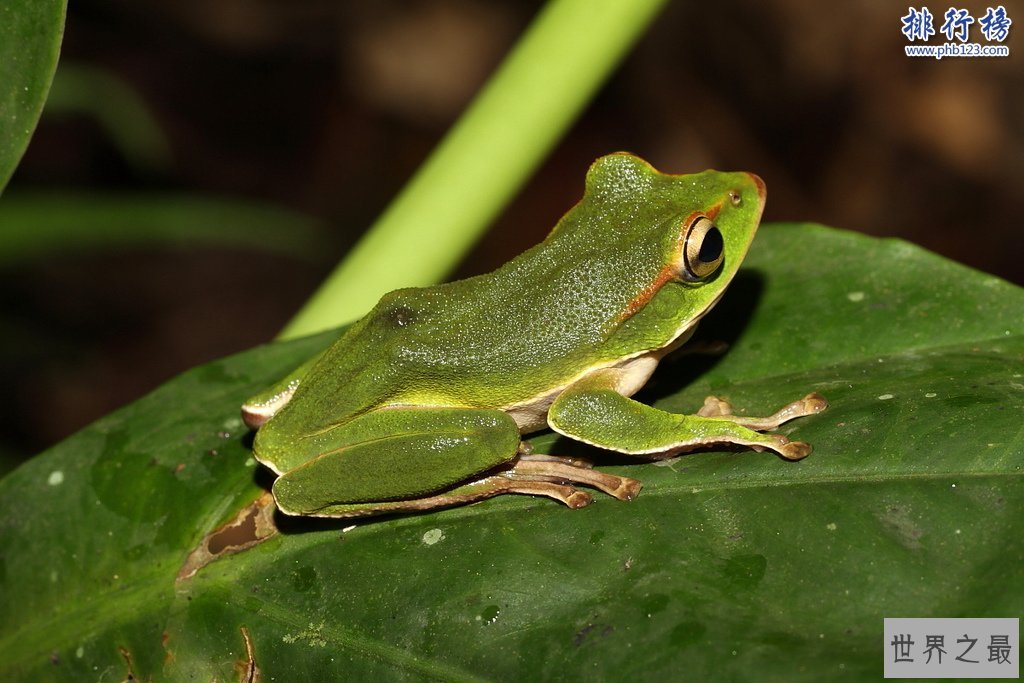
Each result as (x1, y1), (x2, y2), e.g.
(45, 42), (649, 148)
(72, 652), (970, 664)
(242, 153), (826, 518)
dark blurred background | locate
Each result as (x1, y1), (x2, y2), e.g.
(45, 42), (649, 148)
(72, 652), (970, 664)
(2, 0), (1022, 464)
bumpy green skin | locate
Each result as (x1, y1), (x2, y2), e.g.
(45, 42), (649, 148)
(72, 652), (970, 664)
(247, 153), (768, 515)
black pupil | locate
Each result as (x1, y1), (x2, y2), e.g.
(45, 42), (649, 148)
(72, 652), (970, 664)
(698, 226), (724, 263)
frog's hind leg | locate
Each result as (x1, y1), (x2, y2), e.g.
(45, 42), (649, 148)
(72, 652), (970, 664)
(512, 454), (642, 501)
(271, 407), (524, 517)
(301, 474), (597, 518)
(429, 453), (643, 509)
(486, 476), (596, 508)
(394, 454), (643, 511)
(297, 455), (639, 519)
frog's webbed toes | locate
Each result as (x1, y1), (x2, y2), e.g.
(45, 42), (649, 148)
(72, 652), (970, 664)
(736, 393), (824, 460)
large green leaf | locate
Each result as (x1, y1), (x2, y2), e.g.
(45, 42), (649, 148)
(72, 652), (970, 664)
(0, 0), (66, 193)
(1, 224), (1021, 680)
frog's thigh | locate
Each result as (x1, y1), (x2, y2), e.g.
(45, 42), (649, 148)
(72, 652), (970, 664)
(548, 369), (814, 460)
(272, 407), (520, 516)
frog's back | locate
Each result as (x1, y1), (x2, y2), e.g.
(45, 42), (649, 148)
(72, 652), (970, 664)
(346, 156), (693, 407)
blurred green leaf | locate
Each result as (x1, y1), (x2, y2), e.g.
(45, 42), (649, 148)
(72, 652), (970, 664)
(0, 0), (66, 193)
(0, 224), (1021, 680)
(45, 64), (172, 171)
(0, 193), (330, 266)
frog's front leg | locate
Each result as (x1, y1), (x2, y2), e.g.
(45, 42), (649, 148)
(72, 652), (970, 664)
(547, 369), (826, 461)
(696, 393), (828, 432)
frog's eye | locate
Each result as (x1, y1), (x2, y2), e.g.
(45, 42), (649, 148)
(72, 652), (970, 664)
(682, 216), (724, 280)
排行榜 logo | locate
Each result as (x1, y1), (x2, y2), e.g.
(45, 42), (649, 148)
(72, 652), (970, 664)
(901, 6), (1012, 59)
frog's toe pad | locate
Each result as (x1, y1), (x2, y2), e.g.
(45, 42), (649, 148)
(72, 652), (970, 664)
(611, 476), (643, 502)
(776, 437), (813, 460)
(800, 392), (829, 414)
(565, 489), (595, 508)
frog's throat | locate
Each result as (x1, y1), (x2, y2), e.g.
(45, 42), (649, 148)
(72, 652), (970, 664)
(242, 378), (301, 429)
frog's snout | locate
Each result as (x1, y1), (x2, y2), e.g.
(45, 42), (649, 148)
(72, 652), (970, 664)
(746, 172), (766, 201)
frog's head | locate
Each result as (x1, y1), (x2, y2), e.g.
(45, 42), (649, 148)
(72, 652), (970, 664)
(572, 153), (767, 345)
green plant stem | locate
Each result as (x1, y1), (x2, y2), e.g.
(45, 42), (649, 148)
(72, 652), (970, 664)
(278, 0), (669, 340)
